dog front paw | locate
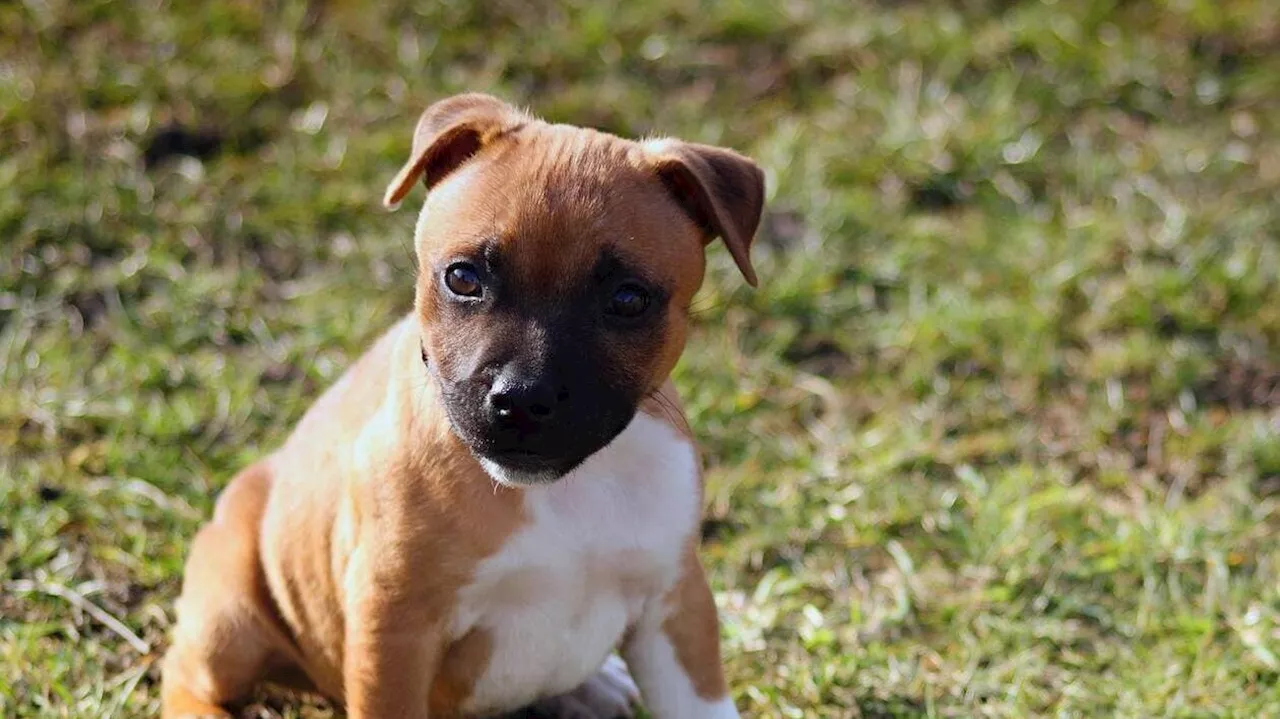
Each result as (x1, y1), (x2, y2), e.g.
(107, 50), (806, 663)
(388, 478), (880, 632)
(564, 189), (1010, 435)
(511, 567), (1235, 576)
(500, 655), (640, 719)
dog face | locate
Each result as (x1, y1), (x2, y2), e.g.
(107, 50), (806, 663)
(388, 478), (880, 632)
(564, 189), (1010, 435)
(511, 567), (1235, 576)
(385, 94), (764, 486)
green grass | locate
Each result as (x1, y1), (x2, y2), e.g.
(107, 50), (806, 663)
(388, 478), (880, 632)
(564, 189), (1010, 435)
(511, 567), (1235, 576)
(3, 0), (1279, 716)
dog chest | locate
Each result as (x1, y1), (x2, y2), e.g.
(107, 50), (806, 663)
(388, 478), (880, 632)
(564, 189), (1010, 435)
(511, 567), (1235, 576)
(449, 413), (701, 714)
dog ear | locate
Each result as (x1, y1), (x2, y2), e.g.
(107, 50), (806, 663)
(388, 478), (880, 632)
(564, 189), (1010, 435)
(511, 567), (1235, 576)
(383, 93), (521, 210)
(645, 140), (765, 287)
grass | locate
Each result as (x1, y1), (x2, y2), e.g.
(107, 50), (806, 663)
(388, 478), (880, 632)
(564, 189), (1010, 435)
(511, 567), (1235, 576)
(2, 0), (1279, 716)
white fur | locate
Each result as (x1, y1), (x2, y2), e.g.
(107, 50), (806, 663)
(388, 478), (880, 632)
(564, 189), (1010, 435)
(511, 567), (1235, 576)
(451, 412), (701, 716)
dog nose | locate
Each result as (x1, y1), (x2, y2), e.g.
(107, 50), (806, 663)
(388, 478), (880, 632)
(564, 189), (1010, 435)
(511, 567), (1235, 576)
(487, 376), (561, 424)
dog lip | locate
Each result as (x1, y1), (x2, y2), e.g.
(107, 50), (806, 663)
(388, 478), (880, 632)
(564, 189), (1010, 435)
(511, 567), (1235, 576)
(479, 447), (568, 472)
(490, 449), (544, 462)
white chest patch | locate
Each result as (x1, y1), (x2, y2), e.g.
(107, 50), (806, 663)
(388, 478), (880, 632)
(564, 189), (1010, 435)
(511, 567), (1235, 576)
(450, 412), (700, 715)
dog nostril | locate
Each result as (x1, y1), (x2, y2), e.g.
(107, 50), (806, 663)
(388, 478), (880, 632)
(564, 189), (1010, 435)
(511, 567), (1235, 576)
(556, 388), (569, 402)
(490, 393), (514, 417)
(529, 402), (553, 418)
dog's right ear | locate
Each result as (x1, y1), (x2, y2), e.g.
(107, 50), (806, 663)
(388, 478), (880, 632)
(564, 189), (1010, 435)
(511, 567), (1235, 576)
(383, 93), (521, 210)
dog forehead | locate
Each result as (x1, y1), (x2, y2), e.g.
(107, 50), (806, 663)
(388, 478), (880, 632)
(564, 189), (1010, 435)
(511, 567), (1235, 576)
(420, 125), (705, 294)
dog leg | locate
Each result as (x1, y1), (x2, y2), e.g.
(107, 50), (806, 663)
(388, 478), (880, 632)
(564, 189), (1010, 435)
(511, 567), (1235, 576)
(343, 545), (448, 718)
(161, 463), (291, 719)
(621, 551), (739, 719)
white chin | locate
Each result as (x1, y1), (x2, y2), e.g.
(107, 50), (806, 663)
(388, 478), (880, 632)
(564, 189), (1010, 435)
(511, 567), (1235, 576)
(477, 457), (560, 488)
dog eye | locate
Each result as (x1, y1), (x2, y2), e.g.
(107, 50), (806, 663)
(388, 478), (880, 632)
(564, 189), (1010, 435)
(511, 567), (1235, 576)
(606, 283), (650, 318)
(444, 263), (483, 298)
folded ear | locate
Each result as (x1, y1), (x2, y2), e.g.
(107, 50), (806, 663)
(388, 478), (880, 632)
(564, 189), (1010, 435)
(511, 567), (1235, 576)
(645, 140), (766, 286)
(383, 93), (522, 210)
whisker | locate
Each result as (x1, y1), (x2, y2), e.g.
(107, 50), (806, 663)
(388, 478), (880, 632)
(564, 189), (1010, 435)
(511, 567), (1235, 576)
(397, 235), (419, 277)
(646, 388), (683, 429)
(688, 299), (726, 318)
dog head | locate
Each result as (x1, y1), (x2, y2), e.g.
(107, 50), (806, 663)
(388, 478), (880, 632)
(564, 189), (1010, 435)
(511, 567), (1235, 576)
(385, 93), (764, 486)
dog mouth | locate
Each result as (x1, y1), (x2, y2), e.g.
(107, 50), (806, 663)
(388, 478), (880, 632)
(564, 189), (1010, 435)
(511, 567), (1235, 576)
(473, 448), (582, 487)
(466, 409), (637, 483)
(464, 418), (636, 486)
(481, 448), (572, 473)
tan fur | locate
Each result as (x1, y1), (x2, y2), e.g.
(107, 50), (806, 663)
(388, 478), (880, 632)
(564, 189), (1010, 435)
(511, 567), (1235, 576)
(662, 549), (729, 700)
(162, 94), (763, 718)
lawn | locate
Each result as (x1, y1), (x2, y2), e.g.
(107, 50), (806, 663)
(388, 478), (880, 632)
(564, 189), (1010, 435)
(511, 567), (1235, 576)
(2, 0), (1279, 716)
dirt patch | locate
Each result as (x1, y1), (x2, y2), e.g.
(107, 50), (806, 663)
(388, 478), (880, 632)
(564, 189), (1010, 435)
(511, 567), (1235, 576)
(1197, 356), (1280, 411)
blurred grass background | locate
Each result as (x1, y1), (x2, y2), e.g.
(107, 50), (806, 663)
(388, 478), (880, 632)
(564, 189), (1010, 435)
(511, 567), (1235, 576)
(2, 0), (1279, 716)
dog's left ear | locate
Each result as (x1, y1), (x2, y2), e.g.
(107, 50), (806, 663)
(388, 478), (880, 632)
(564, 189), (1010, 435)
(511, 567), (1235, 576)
(645, 141), (765, 287)
(383, 93), (522, 210)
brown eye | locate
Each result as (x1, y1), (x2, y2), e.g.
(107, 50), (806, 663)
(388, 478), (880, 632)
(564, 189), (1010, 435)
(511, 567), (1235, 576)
(607, 283), (650, 318)
(444, 263), (482, 298)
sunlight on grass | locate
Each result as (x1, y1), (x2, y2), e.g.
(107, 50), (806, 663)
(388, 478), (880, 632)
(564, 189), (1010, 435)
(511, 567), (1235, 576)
(2, 1), (1278, 717)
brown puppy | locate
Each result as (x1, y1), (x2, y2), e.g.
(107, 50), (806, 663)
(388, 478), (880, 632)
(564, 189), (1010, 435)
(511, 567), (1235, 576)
(161, 93), (764, 719)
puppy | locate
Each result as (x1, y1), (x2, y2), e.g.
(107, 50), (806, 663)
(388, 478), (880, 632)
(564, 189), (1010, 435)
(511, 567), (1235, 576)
(161, 93), (764, 719)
